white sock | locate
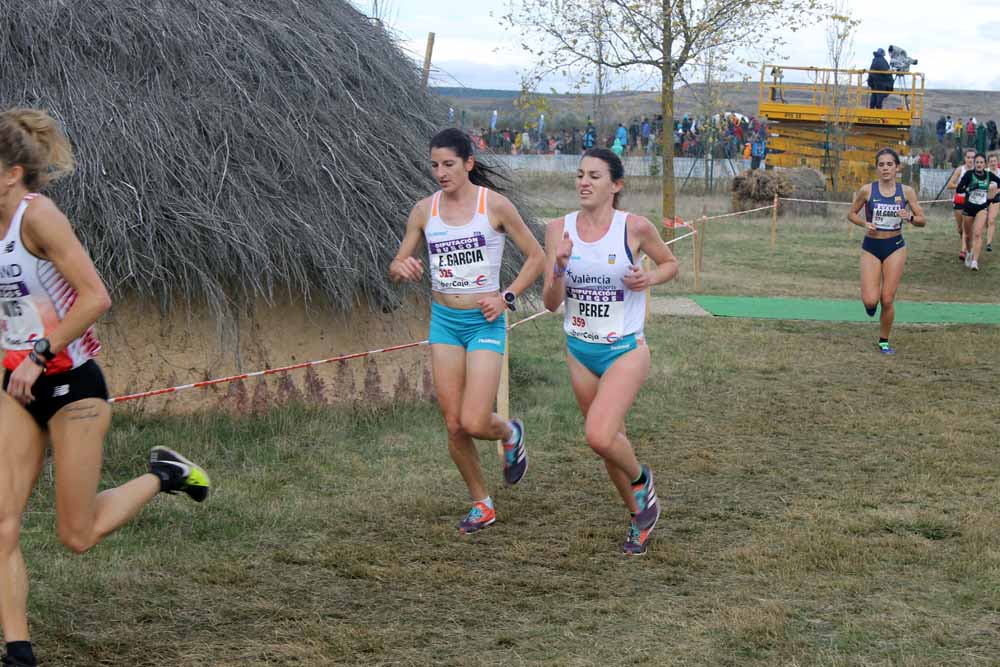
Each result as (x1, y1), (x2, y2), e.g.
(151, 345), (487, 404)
(475, 496), (494, 509)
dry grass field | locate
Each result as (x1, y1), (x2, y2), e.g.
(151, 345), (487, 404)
(15, 180), (1000, 666)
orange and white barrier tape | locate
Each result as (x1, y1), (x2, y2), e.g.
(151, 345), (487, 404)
(704, 203), (776, 220)
(110, 310), (557, 404)
(779, 196), (953, 206)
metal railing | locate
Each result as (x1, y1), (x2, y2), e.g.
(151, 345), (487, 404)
(759, 64), (925, 122)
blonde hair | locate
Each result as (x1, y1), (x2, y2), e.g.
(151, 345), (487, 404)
(0, 108), (75, 191)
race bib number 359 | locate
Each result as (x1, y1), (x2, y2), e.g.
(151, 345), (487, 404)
(565, 285), (625, 343)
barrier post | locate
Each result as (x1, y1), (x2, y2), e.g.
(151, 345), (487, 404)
(694, 209), (707, 291)
(496, 317), (511, 459)
(693, 225), (700, 291)
(770, 194), (778, 251)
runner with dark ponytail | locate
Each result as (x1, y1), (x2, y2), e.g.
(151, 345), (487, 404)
(389, 128), (544, 535)
(429, 127), (510, 194)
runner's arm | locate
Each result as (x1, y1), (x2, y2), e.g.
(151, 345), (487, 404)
(955, 170), (972, 195)
(389, 201), (427, 282)
(492, 194), (544, 297)
(847, 185), (871, 227)
(946, 167), (962, 190)
(542, 217), (567, 312)
(632, 216), (678, 287)
(902, 186), (926, 227)
(21, 198), (111, 355)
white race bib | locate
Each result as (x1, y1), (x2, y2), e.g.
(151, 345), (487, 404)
(0, 295), (44, 349)
(565, 286), (626, 344)
(429, 233), (491, 291)
(969, 189), (988, 206)
(871, 204), (902, 231)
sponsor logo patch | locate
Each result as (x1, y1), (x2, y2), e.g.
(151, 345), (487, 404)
(52, 384), (70, 398)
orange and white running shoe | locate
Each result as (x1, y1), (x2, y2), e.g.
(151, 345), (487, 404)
(457, 501), (496, 534)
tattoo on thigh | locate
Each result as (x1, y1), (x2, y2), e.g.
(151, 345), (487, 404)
(64, 404), (100, 421)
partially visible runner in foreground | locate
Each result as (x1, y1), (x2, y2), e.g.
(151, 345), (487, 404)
(0, 109), (210, 667)
(848, 147), (926, 356)
(542, 148), (679, 556)
(390, 128), (544, 534)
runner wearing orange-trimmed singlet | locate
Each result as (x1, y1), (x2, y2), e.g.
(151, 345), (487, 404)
(389, 128), (544, 535)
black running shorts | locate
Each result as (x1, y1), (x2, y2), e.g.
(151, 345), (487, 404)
(3, 359), (109, 427)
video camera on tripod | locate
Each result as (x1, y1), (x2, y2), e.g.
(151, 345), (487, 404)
(888, 45), (917, 110)
(888, 45), (918, 73)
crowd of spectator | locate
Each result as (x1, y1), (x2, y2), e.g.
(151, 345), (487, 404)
(468, 112), (770, 165)
(915, 116), (1000, 169)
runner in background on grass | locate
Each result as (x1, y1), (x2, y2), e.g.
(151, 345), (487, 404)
(848, 147), (926, 355)
(986, 153), (999, 253)
(389, 128), (544, 535)
(946, 148), (975, 262)
(956, 152), (1000, 271)
(0, 109), (210, 667)
(542, 147), (679, 556)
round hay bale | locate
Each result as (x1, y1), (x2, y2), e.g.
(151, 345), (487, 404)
(782, 167), (828, 217)
(731, 167), (827, 217)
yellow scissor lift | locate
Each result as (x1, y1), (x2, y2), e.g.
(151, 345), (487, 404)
(759, 65), (925, 192)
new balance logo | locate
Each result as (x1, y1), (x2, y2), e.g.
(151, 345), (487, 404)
(3, 241), (14, 253)
(52, 384), (70, 397)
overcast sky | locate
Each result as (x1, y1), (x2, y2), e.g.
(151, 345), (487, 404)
(365, 0), (1000, 92)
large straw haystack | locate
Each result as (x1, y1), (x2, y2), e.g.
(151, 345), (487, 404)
(0, 0), (522, 410)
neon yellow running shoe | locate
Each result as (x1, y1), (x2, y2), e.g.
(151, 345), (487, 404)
(149, 446), (211, 502)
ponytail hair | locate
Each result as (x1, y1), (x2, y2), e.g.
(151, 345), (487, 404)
(581, 147), (625, 208)
(0, 108), (75, 191)
(429, 127), (509, 194)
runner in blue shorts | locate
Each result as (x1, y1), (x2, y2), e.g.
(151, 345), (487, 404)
(542, 148), (679, 556)
(390, 128), (543, 534)
(848, 147), (926, 355)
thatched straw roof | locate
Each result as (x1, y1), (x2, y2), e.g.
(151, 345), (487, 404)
(0, 0), (497, 316)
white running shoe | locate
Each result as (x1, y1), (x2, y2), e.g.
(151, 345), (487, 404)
(965, 253), (973, 268)
(971, 259), (979, 271)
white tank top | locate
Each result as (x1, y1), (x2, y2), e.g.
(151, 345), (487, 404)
(562, 210), (646, 344)
(424, 186), (505, 294)
(0, 194), (101, 373)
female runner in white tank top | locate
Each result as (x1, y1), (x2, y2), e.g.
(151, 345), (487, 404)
(0, 109), (210, 667)
(390, 129), (543, 534)
(541, 148), (678, 556)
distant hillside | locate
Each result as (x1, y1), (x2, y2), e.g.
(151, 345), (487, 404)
(434, 83), (1000, 129)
